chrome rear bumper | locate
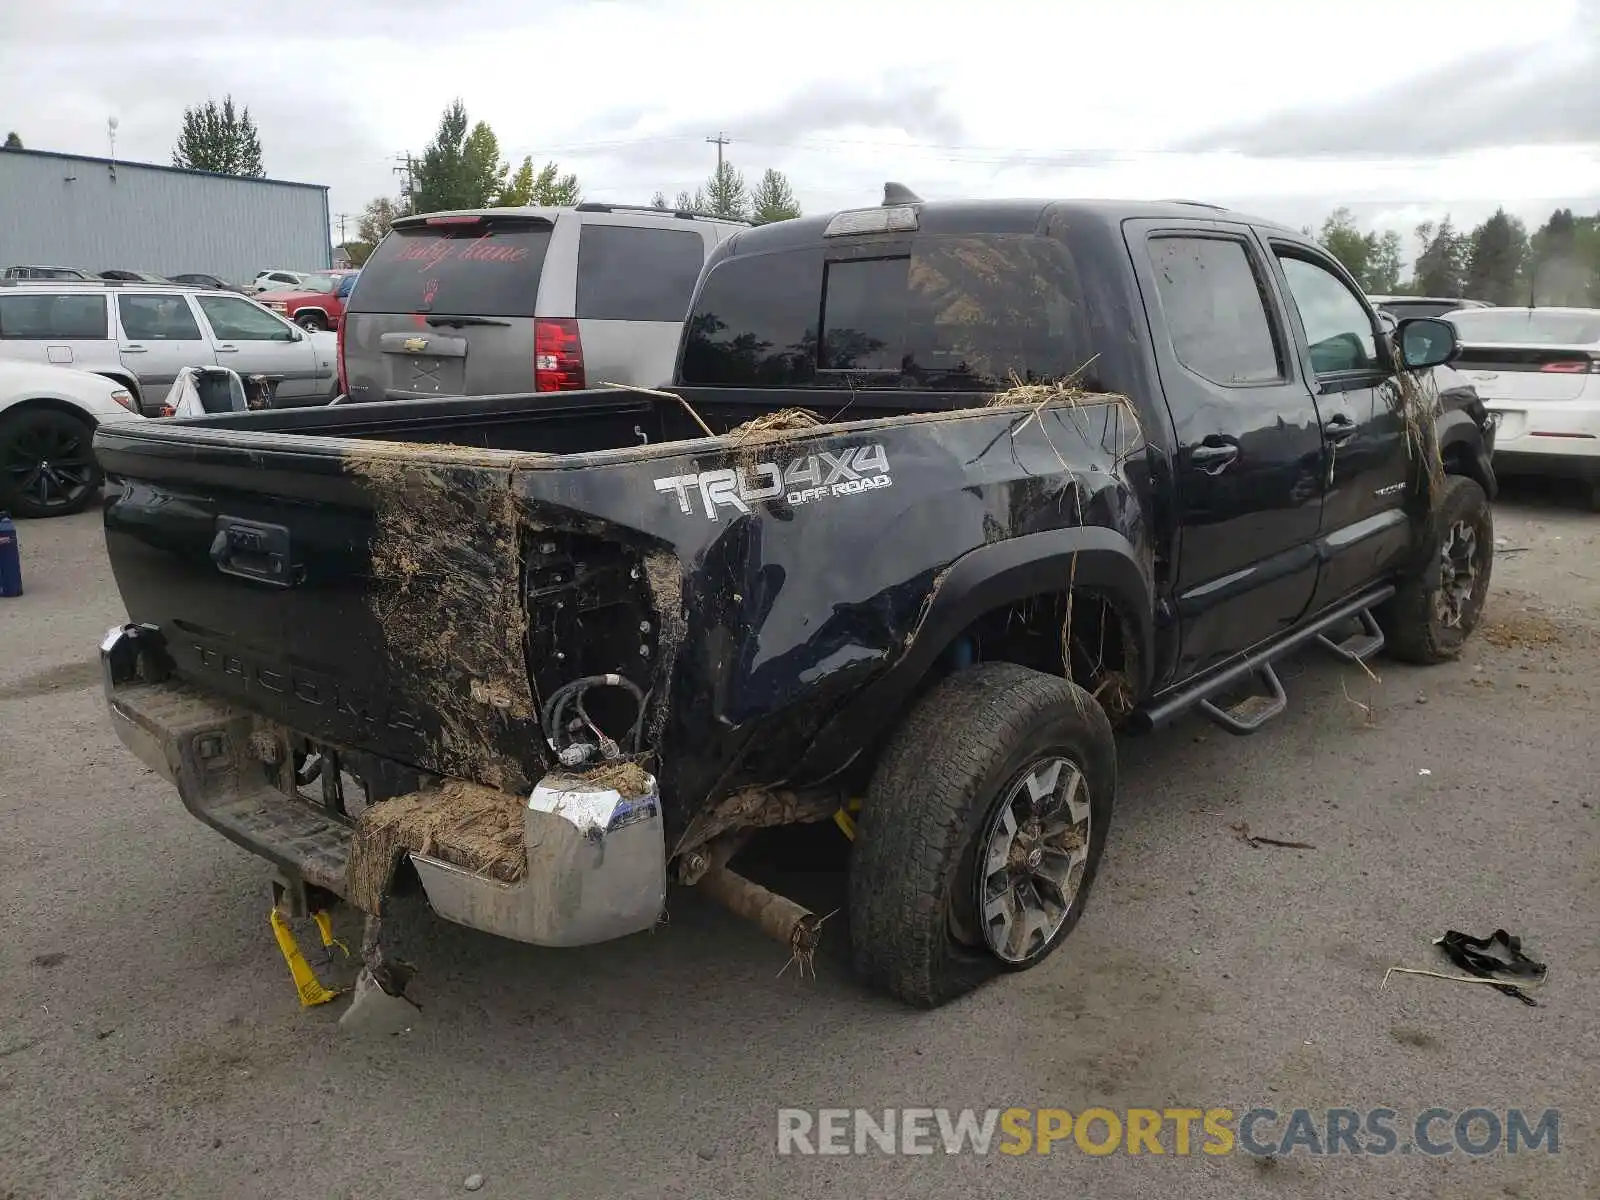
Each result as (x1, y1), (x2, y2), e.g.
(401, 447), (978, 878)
(100, 623), (667, 946)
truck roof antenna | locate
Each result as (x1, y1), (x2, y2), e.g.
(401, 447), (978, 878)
(883, 182), (923, 206)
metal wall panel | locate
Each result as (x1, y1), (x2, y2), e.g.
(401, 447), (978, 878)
(0, 149), (330, 285)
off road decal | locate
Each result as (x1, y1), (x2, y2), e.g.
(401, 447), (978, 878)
(653, 443), (892, 520)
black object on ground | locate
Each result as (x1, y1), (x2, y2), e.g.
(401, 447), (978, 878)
(1436, 929), (1547, 1007)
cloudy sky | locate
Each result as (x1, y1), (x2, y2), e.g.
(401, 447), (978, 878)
(4, 0), (1598, 257)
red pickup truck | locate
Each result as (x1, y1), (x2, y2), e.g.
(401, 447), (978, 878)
(260, 269), (360, 332)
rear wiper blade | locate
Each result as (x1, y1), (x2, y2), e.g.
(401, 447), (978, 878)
(424, 315), (511, 327)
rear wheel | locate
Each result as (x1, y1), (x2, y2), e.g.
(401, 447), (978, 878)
(0, 407), (102, 518)
(1378, 475), (1493, 663)
(295, 312), (328, 332)
(850, 662), (1116, 1008)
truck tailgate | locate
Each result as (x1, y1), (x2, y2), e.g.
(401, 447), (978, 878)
(98, 435), (543, 792)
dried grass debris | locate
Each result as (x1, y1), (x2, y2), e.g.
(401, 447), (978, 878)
(347, 779), (527, 913)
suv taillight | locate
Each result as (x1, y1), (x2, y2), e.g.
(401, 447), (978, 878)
(535, 318), (586, 391)
(336, 321), (347, 395)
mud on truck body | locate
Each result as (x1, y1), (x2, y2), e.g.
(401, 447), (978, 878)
(96, 191), (1497, 1011)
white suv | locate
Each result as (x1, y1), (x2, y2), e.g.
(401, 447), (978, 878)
(0, 281), (338, 415)
(341, 202), (747, 401)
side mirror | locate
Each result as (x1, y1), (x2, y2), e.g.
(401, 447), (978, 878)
(1396, 316), (1457, 370)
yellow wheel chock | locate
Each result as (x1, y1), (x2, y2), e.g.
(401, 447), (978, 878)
(269, 908), (345, 1008)
(312, 909), (350, 963)
(833, 796), (864, 841)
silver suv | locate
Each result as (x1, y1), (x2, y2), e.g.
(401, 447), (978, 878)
(0, 280), (337, 414)
(340, 203), (746, 401)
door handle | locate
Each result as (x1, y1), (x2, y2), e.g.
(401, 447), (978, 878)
(1191, 436), (1239, 475)
(123, 345), (148, 353)
(216, 344), (239, 353)
(1323, 414), (1358, 443)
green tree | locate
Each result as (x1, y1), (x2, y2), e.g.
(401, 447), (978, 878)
(749, 168), (801, 224)
(2, 132), (21, 150)
(1524, 208), (1600, 306)
(701, 161), (749, 220)
(1366, 230), (1404, 293)
(650, 191), (669, 210)
(1318, 208), (1374, 284)
(343, 242), (375, 266)
(357, 196), (403, 245)
(171, 95), (264, 177)
(411, 99), (476, 213)
(462, 121), (508, 207)
(673, 189), (702, 212)
(1413, 218), (1469, 296)
(1463, 208), (1529, 305)
(529, 161), (580, 206)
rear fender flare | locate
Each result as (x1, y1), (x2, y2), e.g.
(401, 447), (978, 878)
(793, 527), (1154, 783)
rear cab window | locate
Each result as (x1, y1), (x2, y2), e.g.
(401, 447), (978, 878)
(681, 233), (1097, 388)
(577, 224), (706, 322)
(350, 217), (553, 316)
(0, 293), (108, 339)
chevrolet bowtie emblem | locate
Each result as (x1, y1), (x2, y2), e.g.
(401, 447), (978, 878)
(403, 337), (428, 352)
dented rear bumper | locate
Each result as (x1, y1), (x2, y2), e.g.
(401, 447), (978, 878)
(100, 624), (667, 946)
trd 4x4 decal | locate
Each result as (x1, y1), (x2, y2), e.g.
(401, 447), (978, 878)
(653, 443), (892, 519)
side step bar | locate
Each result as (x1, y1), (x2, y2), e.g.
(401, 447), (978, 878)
(1199, 663), (1287, 734)
(1316, 607), (1386, 663)
(1131, 584), (1396, 736)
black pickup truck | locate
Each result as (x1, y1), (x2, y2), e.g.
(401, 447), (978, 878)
(96, 191), (1497, 1011)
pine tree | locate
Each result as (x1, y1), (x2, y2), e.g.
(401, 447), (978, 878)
(701, 161), (749, 221)
(171, 96), (264, 177)
(1463, 209), (1529, 305)
(1413, 218), (1469, 297)
(2, 132), (21, 150)
(749, 169), (801, 224)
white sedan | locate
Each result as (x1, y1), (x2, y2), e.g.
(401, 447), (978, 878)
(0, 360), (144, 518)
(1447, 306), (1600, 509)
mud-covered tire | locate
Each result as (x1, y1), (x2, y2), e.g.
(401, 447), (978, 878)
(850, 662), (1116, 1009)
(295, 312), (328, 332)
(1378, 475), (1494, 664)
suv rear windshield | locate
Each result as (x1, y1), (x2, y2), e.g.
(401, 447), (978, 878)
(680, 233), (1096, 388)
(1446, 309), (1600, 345)
(350, 219), (553, 317)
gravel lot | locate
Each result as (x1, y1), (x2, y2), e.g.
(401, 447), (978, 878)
(2, 481), (1596, 1199)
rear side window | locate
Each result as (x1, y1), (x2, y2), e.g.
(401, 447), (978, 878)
(1148, 236), (1283, 386)
(577, 225), (706, 322)
(117, 294), (202, 341)
(682, 234), (1095, 388)
(349, 221), (553, 317)
(0, 293), (108, 339)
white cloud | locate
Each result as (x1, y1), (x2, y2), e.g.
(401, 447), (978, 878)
(2, 0), (1597, 246)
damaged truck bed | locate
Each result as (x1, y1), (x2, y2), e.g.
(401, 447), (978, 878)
(96, 193), (1498, 1010)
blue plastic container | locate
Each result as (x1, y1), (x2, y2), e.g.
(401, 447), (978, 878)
(0, 512), (21, 598)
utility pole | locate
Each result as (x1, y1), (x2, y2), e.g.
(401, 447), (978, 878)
(335, 212), (350, 244)
(392, 152), (415, 213)
(707, 132), (730, 173)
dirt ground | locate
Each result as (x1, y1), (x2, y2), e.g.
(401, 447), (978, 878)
(1, 479), (1596, 1199)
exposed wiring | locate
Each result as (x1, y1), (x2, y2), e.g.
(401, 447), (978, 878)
(541, 674), (647, 763)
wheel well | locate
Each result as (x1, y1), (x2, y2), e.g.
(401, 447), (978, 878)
(940, 589), (1141, 725)
(1442, 438), (1491, 496)
(1, 396), (99, 430)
